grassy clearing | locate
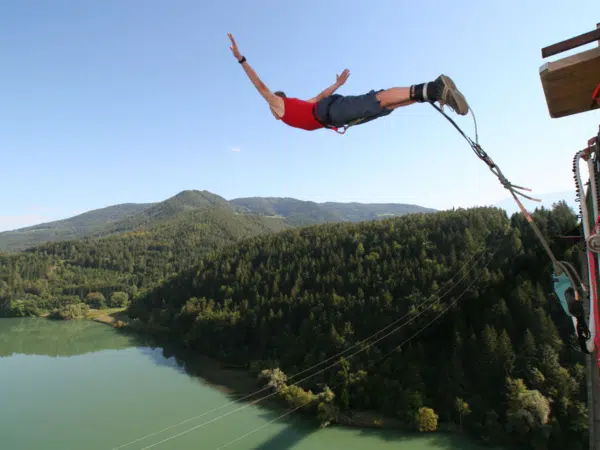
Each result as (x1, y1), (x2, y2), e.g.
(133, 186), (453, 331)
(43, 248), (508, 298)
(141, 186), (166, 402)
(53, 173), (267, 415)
(87, 307), (128, 327)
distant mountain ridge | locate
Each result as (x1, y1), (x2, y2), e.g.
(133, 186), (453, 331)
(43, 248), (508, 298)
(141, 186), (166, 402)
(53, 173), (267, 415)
(91, 190), (232, 238)
(0, 190), (436, 252)
(0, 203), (156, 252)
(230, 196), (434, 226)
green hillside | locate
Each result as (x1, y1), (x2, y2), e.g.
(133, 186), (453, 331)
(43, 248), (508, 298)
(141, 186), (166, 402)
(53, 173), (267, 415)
(0, 204), (290, 318)
(0, 190), (435, 252)
(0, 199), (588, 449)
(0, 202), (154, 252)
(128, 202), (586, 450)
(230, 196), (436, 225)
(0, 190), (244, 252)
(94, 190), (233, 237)
(320, 201), (436, 220)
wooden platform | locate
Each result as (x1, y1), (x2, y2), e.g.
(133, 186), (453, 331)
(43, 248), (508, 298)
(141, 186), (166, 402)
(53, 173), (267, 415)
(539, 26), (600, 119)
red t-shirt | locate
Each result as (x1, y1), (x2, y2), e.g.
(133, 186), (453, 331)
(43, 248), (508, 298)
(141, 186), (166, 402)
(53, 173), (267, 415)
(280, 97), (324, 131)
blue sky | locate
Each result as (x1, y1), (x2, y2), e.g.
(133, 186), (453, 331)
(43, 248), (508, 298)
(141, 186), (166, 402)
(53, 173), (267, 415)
(1, 0), (599, 231)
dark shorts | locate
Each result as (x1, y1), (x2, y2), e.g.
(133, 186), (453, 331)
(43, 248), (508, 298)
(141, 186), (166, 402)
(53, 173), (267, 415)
(314, 89), (393, 128)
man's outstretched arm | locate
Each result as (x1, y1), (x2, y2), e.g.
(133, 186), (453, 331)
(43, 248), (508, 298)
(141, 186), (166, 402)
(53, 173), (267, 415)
(307, 69), (350, 103)
(228, 33), (280, 108)
(240, 60), (277, 102)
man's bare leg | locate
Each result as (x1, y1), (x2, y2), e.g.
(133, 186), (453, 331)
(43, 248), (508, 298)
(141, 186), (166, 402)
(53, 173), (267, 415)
(375, 75), (469, 115)
(376, 88), (413, 108)
(388, 99), (415, 109)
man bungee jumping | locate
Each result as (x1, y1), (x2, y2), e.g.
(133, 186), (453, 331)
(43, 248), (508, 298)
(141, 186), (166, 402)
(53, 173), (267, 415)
(228, 33), (469, 134)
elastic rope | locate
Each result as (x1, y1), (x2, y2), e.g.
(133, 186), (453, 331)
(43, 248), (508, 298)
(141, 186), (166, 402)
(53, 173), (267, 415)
(430, 101), (595, 353)
(429, 103), (574, 281)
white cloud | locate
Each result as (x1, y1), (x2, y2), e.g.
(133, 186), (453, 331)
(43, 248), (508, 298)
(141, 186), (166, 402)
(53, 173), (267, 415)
(231, 147), (241, 152)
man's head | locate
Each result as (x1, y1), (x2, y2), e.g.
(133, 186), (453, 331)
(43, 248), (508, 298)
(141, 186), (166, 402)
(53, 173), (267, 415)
(273, 91), (286, 98)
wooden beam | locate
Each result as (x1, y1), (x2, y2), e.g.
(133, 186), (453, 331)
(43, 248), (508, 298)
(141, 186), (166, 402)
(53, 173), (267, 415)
(539, 44), (600, 118)
(542, 26), (600, 58)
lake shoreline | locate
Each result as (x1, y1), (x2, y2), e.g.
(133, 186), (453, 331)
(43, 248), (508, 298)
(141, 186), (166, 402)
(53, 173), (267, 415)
(82, 311), (448, 435)
(27, 312), (451, 434)
(1, 317), (496, 450)
(86, 307), (129, 327)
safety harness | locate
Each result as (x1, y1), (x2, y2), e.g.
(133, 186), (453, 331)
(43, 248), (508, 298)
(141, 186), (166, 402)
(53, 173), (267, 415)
(311, 104), (367, 135)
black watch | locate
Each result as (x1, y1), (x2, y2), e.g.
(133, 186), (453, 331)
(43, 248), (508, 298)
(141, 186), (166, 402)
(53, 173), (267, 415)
(238, 56), (246, 64)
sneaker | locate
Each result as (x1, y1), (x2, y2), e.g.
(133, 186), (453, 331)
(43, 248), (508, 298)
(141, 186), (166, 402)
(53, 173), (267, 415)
(433, 75), (469, 116)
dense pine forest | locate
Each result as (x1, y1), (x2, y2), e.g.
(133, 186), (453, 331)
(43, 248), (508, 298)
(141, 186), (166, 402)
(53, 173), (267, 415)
(0, 199), (590, 449)
(0, 205), (289, 317)
(129, 203), (588, 450)
(0, 190), (429, 317)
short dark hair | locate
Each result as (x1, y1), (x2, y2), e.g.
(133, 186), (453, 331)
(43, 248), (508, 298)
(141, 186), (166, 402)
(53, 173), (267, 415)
(273, 91), (286, 98)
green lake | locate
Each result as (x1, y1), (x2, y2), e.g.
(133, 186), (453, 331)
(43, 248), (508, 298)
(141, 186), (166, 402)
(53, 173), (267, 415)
(1, 318), (496, 450)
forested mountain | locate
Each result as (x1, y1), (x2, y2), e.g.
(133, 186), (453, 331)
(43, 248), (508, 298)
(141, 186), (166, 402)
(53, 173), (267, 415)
(0, 202), (154, 252)
(0, 205), (290, 317)
(0, 191), (586, 449)
(128, 202), (587, 450)
(0, 190), (230, 252)
(230, 197), (435, 225)
(0, 190), (435, 251)
(93, 190), (233, 237)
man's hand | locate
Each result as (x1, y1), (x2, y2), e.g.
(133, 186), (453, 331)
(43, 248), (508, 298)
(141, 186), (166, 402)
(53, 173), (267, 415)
(306, 69), (350, 103)
(336, 69), (350, 86)
(228, 33), (280, 112)
(228, 33), (243, 61)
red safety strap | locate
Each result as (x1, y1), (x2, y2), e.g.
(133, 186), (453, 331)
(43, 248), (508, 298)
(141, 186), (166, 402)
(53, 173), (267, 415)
(322, 124), (350, 134)
(329, 126), (349, 135)
(593, 83), (600, 106)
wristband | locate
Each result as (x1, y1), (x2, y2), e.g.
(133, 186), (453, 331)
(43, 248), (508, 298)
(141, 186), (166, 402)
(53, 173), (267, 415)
(238, 56), (246, 64)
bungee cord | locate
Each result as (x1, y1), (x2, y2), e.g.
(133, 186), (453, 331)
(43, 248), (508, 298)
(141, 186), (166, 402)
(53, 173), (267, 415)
(431, 101), (593, 353)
